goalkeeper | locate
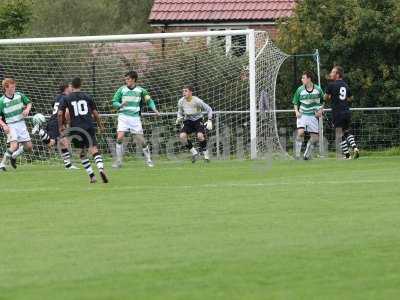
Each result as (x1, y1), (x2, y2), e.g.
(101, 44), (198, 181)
(176, 85), (213, 162)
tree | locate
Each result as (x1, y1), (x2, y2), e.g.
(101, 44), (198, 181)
(0, 0), (31, 38)
(27, 0), (154, 37)
(277, 0), (400, 108)
(113, 0), (155, 34)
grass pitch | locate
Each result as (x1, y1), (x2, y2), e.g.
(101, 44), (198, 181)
(1, 156), (400, 300)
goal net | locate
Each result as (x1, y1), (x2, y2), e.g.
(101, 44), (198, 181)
(0, 30), (289, 164)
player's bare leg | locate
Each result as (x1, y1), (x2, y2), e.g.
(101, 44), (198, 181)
(113, 131), (125, 168)
(295, 128), (305, 160)
(197, 132), (209, 162)
(89, 146), (108, 183)
(134, 134), (154, 167)
(179, 132), (198, 163)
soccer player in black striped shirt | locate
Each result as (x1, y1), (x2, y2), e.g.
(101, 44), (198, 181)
(325, 66), (360, 159)
(32, 81), (78, 169)
(58, 77), (108, 183)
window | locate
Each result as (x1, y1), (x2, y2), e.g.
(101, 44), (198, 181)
(207, 27), (248, 56)
(231, 34), (247, 56)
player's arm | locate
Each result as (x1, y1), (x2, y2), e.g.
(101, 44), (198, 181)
(0, 103), (8, 133)
(142, 89), (160, 116)
(64, 108), (71, 124)
(57, 100), (67, 135)
(316, 86), (324, 118)
(90, 97), (105, 132)
(347, 86), (353, 103)
(57, 98), (68, 130)
(176, 99), (184, 125)
(292, 88), (301, 118)
(21, 93), (32, 117)
(0, 115), (6, 128)
(324, 83), (333, 103)
(294, 104), (301, 118)
(57, 105), (65, 136)
(0, 116), (9, 134)
(112, 87), (124, 110)
(324, 94), (332, 103)
(92, 109), (105, 132)
(198, 99), (213, 119)
(197, 98), (213, 130)
(316, 106), (324, 118)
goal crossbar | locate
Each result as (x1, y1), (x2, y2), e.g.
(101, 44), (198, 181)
(0, 30), (254, 45)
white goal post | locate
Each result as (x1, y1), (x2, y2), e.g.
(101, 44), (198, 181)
(0, 30), (289, 162)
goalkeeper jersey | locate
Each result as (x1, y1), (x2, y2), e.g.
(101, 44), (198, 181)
(177, 96), (213, 121)
(292, 84), (324, 116)
(0, 92), (30, 123)
(112, 85), (155, 118)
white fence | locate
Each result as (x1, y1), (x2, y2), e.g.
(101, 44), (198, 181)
(1, 107), (399, 163)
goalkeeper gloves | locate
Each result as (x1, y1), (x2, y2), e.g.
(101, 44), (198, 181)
(205, 120), (213, 131)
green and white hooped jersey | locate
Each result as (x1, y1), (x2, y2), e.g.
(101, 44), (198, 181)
(292, 85), (324, 116)
(0, 92), (31, 123)
(112, 85), (151, 118)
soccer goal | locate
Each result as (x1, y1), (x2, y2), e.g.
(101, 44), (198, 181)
(0, 30), (289, 163)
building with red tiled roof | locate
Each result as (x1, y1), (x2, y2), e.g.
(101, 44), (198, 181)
(148, 0), (296, 56)
(149, 0), (296, 35)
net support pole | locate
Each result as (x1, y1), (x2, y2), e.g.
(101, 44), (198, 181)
(91, 60), (96, 99)
(248, 30), (257, 159)
(315, 49), (325, 157)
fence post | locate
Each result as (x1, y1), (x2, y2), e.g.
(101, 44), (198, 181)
(315, 49), (325, 157)
(91, 60), (96, 99)
(216, 113), (220, 160)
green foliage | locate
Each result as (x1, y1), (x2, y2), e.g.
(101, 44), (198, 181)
(0, 0), (31, 38)
(26, 0), (154, 37)
(277, 0), (400, 108)
(112, 0), (155, 34)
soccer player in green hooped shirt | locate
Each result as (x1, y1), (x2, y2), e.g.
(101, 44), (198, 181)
(0, 78), (33, 171)
(112, 71), (160, 168)
(292, 71), (324, 160)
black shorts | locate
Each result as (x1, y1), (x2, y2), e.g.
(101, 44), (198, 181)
(67, 127), (97, 149)
(46, 121), (60, 140)
(332, 111), (351, 130)
(181, 119), (206, 135)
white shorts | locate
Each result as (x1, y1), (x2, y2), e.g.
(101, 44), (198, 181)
(297, 115), (319, 134)
(117, 114), (143, 134)
(7, 120), (31, 143)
